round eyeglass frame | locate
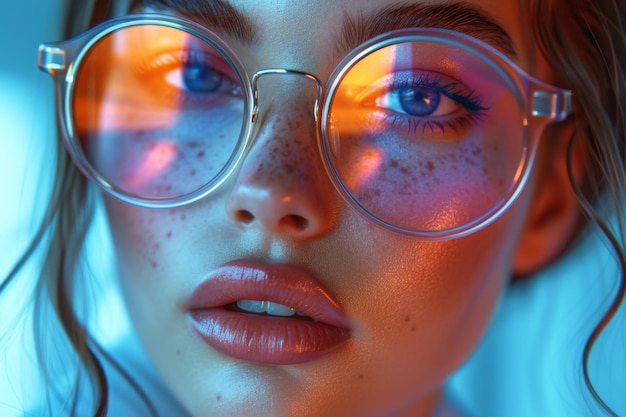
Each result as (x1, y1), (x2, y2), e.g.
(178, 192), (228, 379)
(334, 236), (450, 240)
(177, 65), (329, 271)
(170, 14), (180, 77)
(38, 13), (572, 240)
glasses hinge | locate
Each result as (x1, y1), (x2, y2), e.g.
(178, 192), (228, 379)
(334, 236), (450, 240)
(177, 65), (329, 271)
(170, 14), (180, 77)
(38, 45), (66, 72)
(531, 90), (572, 121)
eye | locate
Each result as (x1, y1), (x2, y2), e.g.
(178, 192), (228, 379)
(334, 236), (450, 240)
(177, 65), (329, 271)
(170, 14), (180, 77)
(381, 85), (460, 118)
(181, 60), (224, 93)
(373, 75), (472, 119)
(161, 50), (240, 96)
(349, 70), (490, 137)
(166, 58), (227, 93)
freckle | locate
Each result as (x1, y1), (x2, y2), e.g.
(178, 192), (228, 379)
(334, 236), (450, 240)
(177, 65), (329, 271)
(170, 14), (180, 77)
(176, 350), (181, 356)
(216, 395), (222, 401)
(410, 327), (415, 332)
(166, 231), (172, 239)
(390, 159), (399, 168)
(190, 169), (196, 176)
(154, 242), (160, 250)
(197, 150), (205, 158)
(150, 260), (157, 269)
(404, 315), (410, 322)
(358, 374), (365, 379)
(180, 213), (187, 221)
(426, 161), (435, 171)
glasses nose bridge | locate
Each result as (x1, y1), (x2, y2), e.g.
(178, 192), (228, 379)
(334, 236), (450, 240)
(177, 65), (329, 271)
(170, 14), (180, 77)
(250, 69), (323, 125)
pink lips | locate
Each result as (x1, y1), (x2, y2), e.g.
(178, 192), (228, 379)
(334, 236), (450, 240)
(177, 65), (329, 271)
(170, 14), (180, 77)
(186, 260), (351, 365)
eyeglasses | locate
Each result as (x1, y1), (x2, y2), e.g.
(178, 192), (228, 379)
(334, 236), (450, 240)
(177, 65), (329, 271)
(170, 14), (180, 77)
(39, 13), (572, 240)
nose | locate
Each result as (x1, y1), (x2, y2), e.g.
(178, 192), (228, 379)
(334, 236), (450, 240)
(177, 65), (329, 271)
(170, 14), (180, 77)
(225, 78), (339, 238)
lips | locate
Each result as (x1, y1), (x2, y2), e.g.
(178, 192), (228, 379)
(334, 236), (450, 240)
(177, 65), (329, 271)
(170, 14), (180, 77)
(186, 259), (351, 365)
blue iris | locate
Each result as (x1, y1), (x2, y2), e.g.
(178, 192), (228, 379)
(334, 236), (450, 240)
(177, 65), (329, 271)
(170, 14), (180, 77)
(397, 87), (441, 117)
(182, 62), (223, 93)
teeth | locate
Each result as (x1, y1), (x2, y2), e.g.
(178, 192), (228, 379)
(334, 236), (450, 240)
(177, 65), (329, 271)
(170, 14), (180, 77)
(236, 300), (266, 313)
(265, 302), (296, 317)
(236, 300), (304, 317)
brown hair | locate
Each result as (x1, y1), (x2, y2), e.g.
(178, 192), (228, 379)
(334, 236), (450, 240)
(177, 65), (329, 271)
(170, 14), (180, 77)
(530, 1), (626, 413)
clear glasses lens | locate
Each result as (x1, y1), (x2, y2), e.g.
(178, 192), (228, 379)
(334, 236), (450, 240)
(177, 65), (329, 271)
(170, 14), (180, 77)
(324, 38), (525, 234)
(73, 24), (247, 199)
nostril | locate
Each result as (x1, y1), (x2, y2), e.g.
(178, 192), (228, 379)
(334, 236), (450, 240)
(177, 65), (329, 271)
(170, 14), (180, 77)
(279, 215), (309, 232)
(234, 210), (255, 225)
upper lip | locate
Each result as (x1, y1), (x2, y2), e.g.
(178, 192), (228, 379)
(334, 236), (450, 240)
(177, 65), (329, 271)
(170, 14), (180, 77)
(186, 259), (351, 329)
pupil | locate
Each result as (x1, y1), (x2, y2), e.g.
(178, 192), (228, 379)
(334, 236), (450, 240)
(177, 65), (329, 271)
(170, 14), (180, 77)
(182, 63), (223, 93)
(398, 87), (440, 116)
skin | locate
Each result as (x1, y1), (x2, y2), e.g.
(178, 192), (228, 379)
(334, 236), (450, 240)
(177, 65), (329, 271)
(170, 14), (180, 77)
(103, 0), (563, 416)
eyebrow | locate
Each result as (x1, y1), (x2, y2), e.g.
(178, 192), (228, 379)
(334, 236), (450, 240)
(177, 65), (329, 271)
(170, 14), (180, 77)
(131, 0), (516, 59)
(131, 0), (257, 43)
(338, 2), (517, 59)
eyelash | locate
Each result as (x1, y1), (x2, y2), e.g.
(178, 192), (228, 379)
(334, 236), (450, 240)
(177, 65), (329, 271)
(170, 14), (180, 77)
(138, 50), (243, 106)
(370, 72), (490, 137)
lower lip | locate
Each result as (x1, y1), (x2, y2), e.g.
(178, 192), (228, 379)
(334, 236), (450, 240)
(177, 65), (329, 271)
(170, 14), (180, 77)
(189, 308), (350, 365)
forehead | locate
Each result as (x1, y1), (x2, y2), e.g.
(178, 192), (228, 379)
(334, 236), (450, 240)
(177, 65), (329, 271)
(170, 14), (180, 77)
(138, 0), (533, 70)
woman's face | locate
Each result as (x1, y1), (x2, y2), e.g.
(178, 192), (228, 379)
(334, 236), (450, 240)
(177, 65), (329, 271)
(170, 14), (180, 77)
(103, 0), (548, 416)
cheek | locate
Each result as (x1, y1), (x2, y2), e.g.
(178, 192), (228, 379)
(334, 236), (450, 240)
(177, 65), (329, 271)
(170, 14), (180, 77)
(270, 205), (525, 417)
(331, 200), (526, 402)
(105, 203), (190, 271)
(344, 142), (502, 229)
(87, 109), (241, 198)
(102, 198), (231, 384)
(364, 227), (511, 357)
(332, 97), (523, 233)
(102, 198), (221, 341)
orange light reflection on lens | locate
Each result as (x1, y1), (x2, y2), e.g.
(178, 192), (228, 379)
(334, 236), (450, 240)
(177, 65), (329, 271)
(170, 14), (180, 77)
(344, 147), (384, 190)
(124, 141), (178, 191)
